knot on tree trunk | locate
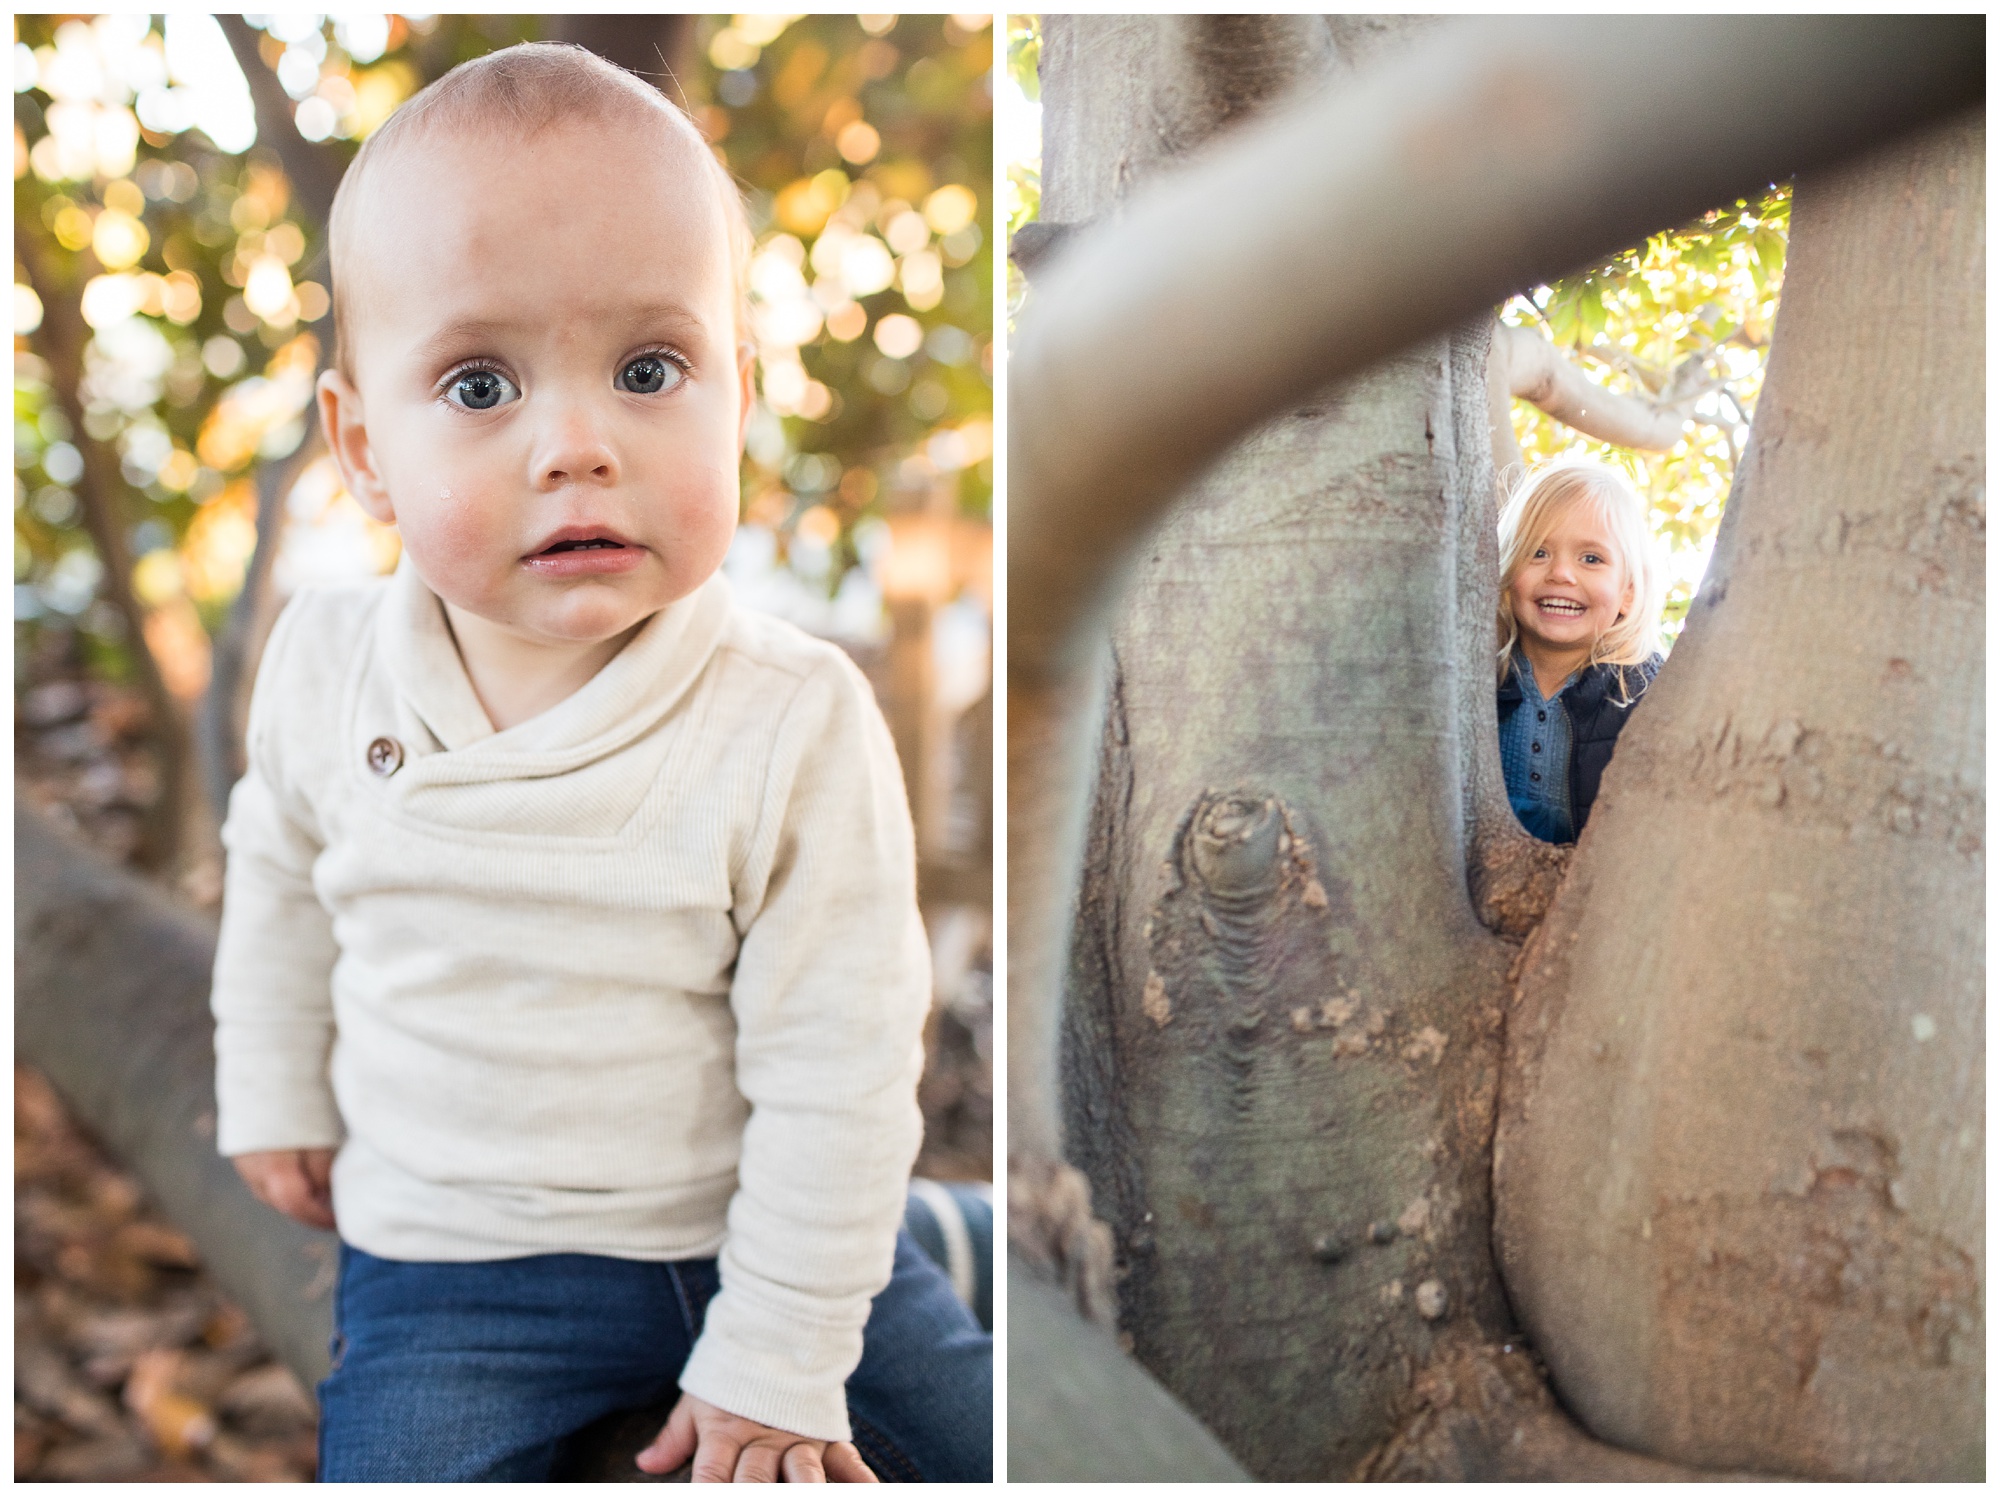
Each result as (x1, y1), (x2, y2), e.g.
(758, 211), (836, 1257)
(1143, 789), (1341, 1034)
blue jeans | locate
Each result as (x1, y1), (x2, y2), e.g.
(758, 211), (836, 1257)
(317, 1228), (992, 1481)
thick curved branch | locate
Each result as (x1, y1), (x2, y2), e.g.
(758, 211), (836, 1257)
(15, 806), (335, 1386)
(1493, 320), (1690, 451)
(1007, 11), (1979, 1200)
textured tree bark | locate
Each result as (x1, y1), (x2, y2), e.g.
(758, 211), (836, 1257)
(1045, 18), (1536, 1478)
(1012, 13), (1982, 1482)
(1494, 111), (1985, 1482)
(1007, 19), (1982, 1198)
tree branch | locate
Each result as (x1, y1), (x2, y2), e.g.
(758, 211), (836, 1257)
(1493, 321), (1690, 451)
(15, 806), (335, 1387)
(193, 436), (320, 827)
(17, 225), (192, 869)
(216, 15), (346, 232)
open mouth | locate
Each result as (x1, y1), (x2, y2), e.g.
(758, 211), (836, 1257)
(1537, 598), (1586, 616)
(522, 529), (645, 575)
(538, 537), (627, 554)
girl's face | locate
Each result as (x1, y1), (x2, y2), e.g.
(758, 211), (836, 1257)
(1506, 500), (1633, 659)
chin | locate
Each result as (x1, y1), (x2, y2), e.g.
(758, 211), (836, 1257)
(533, 596), (658, 645)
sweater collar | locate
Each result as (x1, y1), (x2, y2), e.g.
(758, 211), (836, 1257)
(379, 556), (734, 772)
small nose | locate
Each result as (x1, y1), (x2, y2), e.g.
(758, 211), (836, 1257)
(531, 402), (618, 489)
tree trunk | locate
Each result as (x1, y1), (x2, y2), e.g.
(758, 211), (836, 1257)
(1494, 111), (1985, 1482)
(1044, 17), (1535, 1478)
(1020, 14), (1982, 1481)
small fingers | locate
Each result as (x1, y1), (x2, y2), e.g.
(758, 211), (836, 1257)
(637, 1398), (698, 1476)
(276, 1165), (336, 1230)
(690, 1430), (745, 1484)
(823, 1442), (878, 1483)
(780, 1442), (828, 1483)
(733, 1440), (783, 1483)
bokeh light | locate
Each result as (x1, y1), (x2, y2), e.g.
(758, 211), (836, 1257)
(17, 12), (992, 685)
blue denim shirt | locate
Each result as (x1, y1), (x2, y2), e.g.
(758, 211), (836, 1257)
(1499, 653), (1573, 843)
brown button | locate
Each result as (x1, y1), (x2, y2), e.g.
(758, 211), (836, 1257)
(366, 736), (404, 777)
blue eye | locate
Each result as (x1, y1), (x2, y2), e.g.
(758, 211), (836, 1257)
(617, 354), (685, 395)
(447, 368), (518, 411)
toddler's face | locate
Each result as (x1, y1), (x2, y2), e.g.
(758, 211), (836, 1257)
(320, 120), (749, 648)
(1506, 501), (1631, 656)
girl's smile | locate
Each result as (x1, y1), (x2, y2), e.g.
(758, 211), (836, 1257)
(1506, 499), (1634, 692)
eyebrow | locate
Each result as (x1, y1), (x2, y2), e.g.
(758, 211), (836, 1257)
(408, 303), (711, 363)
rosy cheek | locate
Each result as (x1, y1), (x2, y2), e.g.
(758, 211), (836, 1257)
(399, 490), (508, 601)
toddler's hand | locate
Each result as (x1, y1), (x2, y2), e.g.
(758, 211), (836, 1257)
(231, 1148), (336, 1230)
(637, 1393), (877, 1483)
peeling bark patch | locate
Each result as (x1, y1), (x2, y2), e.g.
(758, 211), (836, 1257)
(1650, 1175), (1980, 1452)
(1143, 970), (1172, 1027)
(1397, 1195), (1432, 1238)
(1472, 831), (1571, 939)
(1414, 1279), (1449, 1320)
(1627, 717), (1986, 856)
(1402, 1025), (1448, 1066)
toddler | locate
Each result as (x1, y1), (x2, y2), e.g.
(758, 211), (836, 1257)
(1495, 459), (1664, 844)
(210, 44), (989, 1482)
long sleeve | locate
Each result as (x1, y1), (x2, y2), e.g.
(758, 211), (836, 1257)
(211, 603), (345, 1156)
(675, 651), (930, 1442)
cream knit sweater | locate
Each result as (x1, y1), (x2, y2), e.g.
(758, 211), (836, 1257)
(210, 560), (929, 1441)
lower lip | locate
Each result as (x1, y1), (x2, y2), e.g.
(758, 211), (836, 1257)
(521, 545), (646, 578)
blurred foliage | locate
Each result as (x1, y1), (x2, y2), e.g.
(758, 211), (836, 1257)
(15, 13), (992, 695)
(1505, 186), (1788, 643)
(689, 13), (994, 604)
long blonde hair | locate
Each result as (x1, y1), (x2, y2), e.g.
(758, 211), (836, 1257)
(1495, 459), (1661, 684)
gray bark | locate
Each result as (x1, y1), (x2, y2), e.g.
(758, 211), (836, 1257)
(1008, 14), (1981, 1180)
(1042, 18), (1530, 1477)
(1010, 12), (1982, 1482)
(14, 806), (337, 1389)
(1494, 111), (1985, 1482)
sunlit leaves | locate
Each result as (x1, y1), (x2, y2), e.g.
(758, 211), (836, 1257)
(1507, 186), (1790, 647)
(703, 11), (993, 622)
(16, 12), (993, 670)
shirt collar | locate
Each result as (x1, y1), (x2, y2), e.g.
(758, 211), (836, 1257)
(378, 554), (735, 767)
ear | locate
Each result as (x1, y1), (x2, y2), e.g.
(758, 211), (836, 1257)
(735, 339), (756, 453)
(316, 369), (396, 525)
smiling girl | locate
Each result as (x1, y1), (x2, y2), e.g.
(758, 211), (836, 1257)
(1495, 460), (1665, 844)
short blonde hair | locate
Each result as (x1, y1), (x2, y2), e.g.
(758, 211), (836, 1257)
(1495, 459), (1662, 682)
(326, 42), (752, 379)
